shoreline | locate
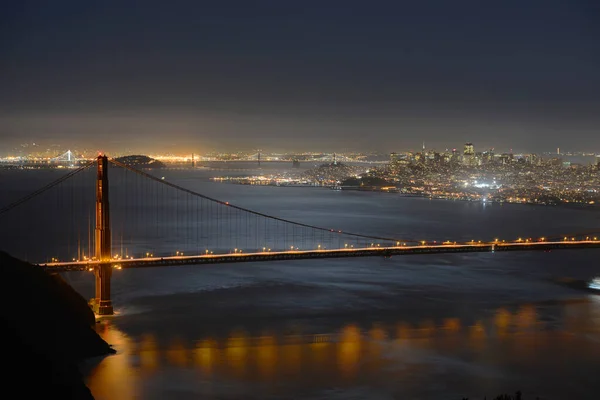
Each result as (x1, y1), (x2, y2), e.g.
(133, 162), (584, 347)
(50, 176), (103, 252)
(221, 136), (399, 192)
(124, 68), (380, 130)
(211, 180), (600, 210)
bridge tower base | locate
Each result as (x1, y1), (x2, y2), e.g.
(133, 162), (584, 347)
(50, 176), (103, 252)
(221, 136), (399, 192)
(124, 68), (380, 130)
(92, 264), (113, 315)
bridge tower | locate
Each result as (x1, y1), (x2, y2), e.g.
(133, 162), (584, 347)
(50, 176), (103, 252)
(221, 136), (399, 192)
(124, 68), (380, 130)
(93, 155), (113, 315)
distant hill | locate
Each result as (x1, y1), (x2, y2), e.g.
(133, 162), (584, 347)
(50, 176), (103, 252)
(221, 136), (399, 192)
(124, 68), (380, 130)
(341, 176), (392, 186)
(114, 155), (166, 169)
(302, 162), (363, 184)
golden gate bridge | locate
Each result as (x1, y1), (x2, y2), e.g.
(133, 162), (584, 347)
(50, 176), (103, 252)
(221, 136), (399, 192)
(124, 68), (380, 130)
(1, 155), (599, 315)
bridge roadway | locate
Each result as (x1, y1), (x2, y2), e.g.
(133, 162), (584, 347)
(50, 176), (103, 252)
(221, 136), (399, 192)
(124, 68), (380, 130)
(39, 240), (600, 272)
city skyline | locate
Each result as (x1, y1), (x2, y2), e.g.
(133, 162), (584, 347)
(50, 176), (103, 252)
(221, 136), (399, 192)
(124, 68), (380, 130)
(2, 1), (599, 153)
(2, 138), (599, 159)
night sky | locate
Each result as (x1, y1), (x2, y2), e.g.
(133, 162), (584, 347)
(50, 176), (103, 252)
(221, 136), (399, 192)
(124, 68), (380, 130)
(1, 0), (599, 154)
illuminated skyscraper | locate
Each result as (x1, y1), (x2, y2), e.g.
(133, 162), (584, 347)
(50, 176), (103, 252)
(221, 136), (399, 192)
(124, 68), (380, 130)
(482, 149), (494, 164)
(464, 142), (474, 155)
(463, 142), (475, 166)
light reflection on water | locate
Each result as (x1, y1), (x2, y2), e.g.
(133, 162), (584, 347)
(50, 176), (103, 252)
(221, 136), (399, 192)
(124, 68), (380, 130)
(86, 300), (600, 400)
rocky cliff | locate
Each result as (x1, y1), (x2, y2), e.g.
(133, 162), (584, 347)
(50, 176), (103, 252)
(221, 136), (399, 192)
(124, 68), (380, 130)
(0, 252), (115, 399)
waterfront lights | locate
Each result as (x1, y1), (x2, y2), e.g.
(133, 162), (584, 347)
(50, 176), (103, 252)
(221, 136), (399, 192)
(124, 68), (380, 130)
(588, 278), (600, 290)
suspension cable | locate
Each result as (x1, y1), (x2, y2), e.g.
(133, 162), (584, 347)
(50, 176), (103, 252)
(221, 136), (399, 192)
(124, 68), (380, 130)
(109, 158), (414, 243)
(0, 161), (95, 216)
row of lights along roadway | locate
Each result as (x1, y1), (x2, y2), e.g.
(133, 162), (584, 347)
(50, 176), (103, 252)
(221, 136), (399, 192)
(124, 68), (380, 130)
(50, 236), (600, 265)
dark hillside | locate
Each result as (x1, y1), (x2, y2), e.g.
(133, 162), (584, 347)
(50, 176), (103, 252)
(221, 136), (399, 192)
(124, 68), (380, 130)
(0, 252), (115, 399)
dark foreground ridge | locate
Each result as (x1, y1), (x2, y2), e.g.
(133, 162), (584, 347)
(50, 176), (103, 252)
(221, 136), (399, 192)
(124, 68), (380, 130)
(0, 251), (115, 399)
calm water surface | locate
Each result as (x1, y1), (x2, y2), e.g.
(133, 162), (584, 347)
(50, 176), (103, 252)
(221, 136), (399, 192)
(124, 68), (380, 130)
(2, 165), (600, 399)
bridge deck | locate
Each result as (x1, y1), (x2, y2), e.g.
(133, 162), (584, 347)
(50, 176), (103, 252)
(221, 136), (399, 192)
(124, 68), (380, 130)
(38, 241), (600, 272)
